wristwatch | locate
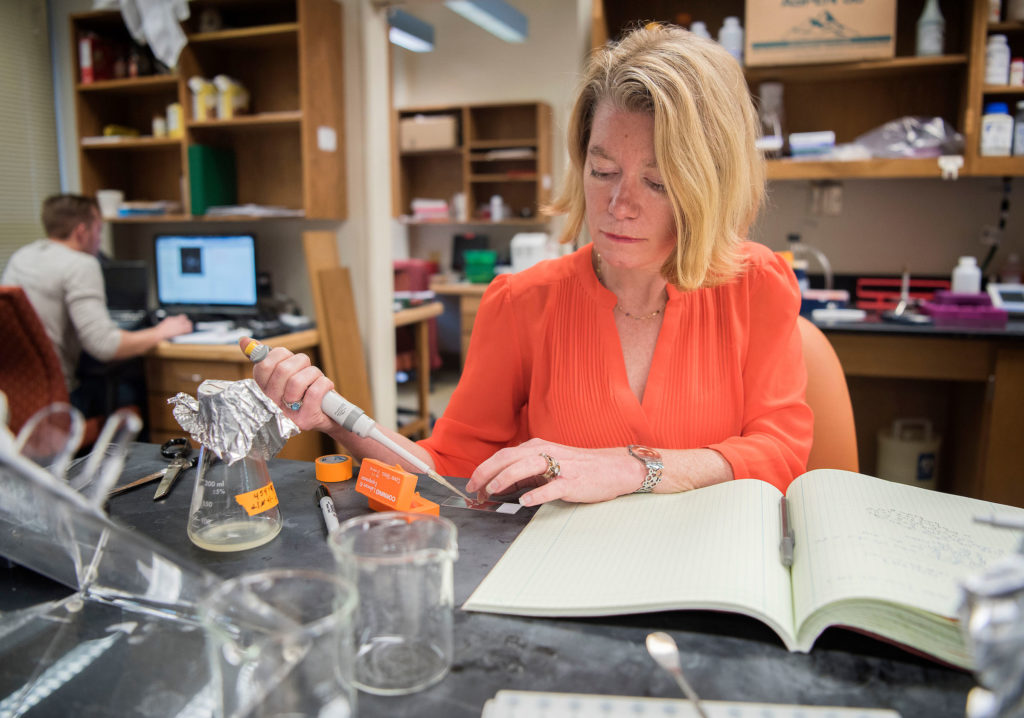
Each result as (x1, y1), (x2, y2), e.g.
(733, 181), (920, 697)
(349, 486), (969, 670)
(628, 445), (663, 494)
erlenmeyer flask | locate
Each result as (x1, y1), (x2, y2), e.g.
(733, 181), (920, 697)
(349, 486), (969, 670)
(187, 445), (282, 552)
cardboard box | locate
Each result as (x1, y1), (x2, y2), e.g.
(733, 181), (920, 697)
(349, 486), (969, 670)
(399, 114), (458, 151)
(744, 0), (896, 67)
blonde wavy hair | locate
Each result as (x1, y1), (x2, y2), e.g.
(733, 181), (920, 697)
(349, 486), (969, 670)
(546, 24), (765, 290)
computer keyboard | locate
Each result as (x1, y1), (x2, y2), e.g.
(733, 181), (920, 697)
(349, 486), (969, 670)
(109, 309), (147, 330)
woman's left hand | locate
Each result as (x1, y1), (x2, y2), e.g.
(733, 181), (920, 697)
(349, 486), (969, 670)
(467, 438), (644, 506)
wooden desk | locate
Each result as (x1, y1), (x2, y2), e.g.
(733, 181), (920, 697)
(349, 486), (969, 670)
(145, 330), (327, 462)
(823, 324), (1024, 508)
(394, 301), (444, 438)
(430, 280), (488, 367)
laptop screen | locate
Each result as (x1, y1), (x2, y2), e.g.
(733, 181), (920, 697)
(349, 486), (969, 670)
(102, 260), (149, 311)
(154, 234), (258, 314)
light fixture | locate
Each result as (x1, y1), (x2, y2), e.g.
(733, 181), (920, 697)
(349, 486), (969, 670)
(388, 8), (435, 53)
(444, 0), (527, 43)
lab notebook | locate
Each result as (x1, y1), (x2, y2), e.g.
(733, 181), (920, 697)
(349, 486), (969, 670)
(463, 469), (1024, 669)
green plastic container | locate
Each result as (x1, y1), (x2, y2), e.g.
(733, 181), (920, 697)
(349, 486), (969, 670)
(463, 249), (497, 283)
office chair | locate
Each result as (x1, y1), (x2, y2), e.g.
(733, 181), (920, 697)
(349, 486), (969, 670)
(797, 315), (859, 473)
(0, 285), (103, 448)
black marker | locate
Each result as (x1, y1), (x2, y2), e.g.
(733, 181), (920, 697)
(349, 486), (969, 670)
(316, 484), (340, 535)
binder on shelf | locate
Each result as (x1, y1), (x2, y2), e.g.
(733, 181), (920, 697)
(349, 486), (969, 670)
(188, 144), (236, 216)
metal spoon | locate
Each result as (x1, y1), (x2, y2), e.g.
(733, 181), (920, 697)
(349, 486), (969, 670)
(645, 632), (710, 718)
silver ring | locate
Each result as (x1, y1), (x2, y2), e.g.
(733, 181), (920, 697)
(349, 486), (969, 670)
(286, 400), (303, 411)
(539, 452), (560, 480)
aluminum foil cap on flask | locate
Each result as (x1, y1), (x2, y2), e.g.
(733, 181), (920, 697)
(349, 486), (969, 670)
(169, 379), (300, 464)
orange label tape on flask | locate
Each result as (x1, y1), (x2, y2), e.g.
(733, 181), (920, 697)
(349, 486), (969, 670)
(235, 482), (280, 517)
(315, 454), (353, 482)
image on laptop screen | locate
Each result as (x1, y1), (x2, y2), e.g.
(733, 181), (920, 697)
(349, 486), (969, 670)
(154, 234), (258, 314)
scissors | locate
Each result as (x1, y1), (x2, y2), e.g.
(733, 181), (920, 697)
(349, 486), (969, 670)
(107, 438), (196, 500)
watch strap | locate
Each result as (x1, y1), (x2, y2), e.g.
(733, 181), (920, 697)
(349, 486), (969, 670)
(628, 444), (663, 494)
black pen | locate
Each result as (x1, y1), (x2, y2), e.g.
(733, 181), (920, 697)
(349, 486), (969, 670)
(316, 484), (340, 535)
(779, 496), (794, 567)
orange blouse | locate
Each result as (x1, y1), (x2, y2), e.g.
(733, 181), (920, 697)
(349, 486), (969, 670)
(418, 241), (813, 493)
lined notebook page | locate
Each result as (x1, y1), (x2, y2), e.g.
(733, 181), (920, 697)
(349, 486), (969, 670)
(791, 469), (1024, 632)
(481, 691), (901, 718)
(463, 480), (796, 646)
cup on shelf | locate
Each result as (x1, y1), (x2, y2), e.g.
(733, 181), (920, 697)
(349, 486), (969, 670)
(96, 189), (124, 219)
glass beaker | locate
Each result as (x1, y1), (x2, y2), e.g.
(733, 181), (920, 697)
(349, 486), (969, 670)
(328, 511), (458, 695)
(187, 445), (282, 552)
(200, 568), (358, 718)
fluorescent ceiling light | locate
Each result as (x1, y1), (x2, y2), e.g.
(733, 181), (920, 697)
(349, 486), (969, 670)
(388, 8), (435, 52)
(444, 0), (527, 43)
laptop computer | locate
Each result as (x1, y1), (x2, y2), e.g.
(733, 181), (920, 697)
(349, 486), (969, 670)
(102, 260), (150, 329)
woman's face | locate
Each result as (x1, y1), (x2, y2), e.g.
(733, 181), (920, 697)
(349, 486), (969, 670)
(583, 100), (676, 274)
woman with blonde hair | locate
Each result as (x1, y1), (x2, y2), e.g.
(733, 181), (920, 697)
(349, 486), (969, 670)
(247, 24), (812, 505)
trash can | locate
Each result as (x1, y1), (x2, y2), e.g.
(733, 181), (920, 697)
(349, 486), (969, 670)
(876, 418), (941, 490)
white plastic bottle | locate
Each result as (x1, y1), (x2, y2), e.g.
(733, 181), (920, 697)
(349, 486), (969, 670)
(916, 0), (945, 56)
(489, 194), (504, 222)
(690, 21), (711, 40)
(1013, 100), (1024, 155)
(952, 256), (982, 295)
(718, 16), (743, 64)
(981, 101), (1014, 156)
(986, 34), (1011, 85)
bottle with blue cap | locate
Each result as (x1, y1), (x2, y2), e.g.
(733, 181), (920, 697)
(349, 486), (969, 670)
(981, 101), (1013, 156)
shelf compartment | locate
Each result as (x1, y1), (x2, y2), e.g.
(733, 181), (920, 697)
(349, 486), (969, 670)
(76, 75), (179, 94)
(79, 143), (184, 205)
(746, 55), (968, 84)
(188, 110), (302, 130)
(468, 180), (540, 221)
(468, 138), (538, 150)
(187, 23), (299, 48)
(469, 173), (538, 182)
(81, 136), (183, 149)
(766, 157), (946, 180)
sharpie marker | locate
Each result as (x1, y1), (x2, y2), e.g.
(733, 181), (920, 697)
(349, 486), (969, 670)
(316, 484), (340, 535)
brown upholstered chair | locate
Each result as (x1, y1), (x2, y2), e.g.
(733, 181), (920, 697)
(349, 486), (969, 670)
(0, 285), (103, 446)
(797, 315), (858, 472)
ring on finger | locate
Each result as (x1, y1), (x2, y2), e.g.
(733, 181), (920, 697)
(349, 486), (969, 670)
(286, 399), (303, 411)
(539, 452), (560, 480)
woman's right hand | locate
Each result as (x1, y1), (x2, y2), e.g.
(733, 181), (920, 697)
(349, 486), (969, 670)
(244, 341), (337, 434)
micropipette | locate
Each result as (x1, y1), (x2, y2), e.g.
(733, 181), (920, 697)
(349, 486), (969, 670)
(241, 339), (471, 501)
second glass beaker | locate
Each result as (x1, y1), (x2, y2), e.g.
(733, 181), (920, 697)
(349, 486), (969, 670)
(187, 445), (282, 552)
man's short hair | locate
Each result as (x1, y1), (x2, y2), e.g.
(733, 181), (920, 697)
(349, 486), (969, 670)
(41, 194), (99, 239)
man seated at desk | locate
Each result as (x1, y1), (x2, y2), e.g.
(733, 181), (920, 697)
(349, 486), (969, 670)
(1, 194), (193, 415)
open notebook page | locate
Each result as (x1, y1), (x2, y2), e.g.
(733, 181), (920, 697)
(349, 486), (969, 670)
(463, 480), (797, 647)
(789, 469), (1024, 657)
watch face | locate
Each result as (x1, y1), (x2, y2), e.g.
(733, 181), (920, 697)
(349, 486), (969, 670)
(630, 445), (661, 461)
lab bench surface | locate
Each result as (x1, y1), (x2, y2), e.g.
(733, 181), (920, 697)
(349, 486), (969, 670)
(0, 444), (975, 718)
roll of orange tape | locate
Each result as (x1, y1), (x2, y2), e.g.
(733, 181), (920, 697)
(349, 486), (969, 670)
(315, 454), (353, 482)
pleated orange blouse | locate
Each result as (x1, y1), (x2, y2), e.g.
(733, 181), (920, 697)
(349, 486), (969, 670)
(418, 241), (813, 493)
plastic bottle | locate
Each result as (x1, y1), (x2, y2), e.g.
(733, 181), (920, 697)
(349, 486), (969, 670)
(690, 21), (711, 40)
(981, 101), (1014, 156)
(489, 194), (504, 222)
(718, 16), (743, 64)
(916, 0), (945, 56)
(1009, 0), (1024, 21)
(1013, 101), (1024, 155)
(951, 256), (982, 295)
(1012, 58), (1024, 85)
(991, 0), (1003, 22)
(986, 34), (1011, 85)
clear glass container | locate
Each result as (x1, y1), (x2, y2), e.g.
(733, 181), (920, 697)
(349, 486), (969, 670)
(187, 445), (282, 552)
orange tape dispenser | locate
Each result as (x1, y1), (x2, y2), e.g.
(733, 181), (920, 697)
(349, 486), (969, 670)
(355, 458), (439, 516)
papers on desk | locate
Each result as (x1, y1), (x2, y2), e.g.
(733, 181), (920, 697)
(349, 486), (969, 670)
(481, 691), (901, 717)
(170, 327), (250, 344)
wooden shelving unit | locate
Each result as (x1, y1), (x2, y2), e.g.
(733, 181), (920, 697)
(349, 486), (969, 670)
(393, 102), (552, 225)
(601, 0), (1018, 180)
(70, 0), (346, 221)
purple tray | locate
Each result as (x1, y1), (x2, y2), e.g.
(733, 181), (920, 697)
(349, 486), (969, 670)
(931, 290), (991, 306)
(921, 301), (1008, 328)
